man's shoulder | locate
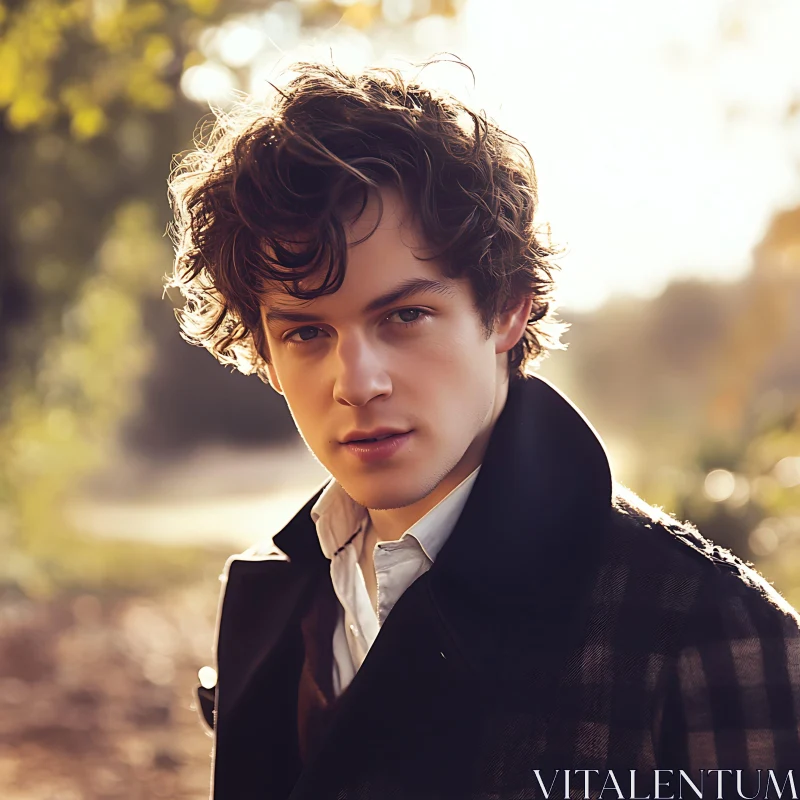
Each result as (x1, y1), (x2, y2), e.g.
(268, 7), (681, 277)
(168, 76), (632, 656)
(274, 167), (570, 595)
(607, 482), (800, 635)
(216, 541), (291, 586)
(219, 477), (333, 579)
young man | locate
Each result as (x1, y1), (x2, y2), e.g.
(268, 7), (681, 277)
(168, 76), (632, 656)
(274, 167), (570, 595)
(169, 64), (800, 799)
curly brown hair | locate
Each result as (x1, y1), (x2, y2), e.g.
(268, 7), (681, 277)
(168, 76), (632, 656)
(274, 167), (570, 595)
(167, 61), (569, 385)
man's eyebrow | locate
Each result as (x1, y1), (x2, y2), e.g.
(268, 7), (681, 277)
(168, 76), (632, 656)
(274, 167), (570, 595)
(360, 278), (457, 313)
(263, 307), (322, 325)
(263, 278), (456, 325)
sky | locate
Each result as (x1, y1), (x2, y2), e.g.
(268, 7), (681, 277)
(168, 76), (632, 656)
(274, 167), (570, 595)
(181, 0), (800, 311)
(458, 0), (800, 310)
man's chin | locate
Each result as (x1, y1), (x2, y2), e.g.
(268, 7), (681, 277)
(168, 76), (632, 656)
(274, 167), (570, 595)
(339, 478), (433, 512)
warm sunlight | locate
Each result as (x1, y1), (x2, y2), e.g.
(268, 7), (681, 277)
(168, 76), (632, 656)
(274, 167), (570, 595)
(461, 0), (800, 309)
(178, 0), (800, 312)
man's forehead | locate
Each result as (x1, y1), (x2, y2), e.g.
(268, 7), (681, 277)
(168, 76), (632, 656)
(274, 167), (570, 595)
(260, 278), (324, 307)
(259, 284), (318, 317)
(257, 187), (450, 316)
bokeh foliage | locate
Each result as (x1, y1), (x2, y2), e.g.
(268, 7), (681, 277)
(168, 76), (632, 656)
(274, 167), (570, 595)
(0, 0), (461, 595)
(0, 0), (226, 595)
(546, 207), (800, 598)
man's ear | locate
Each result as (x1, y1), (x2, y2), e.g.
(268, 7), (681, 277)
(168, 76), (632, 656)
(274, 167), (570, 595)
(493, 295), (534, 355)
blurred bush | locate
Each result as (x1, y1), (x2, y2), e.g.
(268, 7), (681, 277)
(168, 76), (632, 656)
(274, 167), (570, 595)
(545, 205), (800, 598)
(0, 0), (218, 594)
(0, 0), (463, 596)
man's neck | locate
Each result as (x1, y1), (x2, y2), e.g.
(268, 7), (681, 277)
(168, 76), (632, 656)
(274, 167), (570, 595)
(366, 371), (509, 543)
(358, 468), (472, 616)
(366, 457), (479, 544)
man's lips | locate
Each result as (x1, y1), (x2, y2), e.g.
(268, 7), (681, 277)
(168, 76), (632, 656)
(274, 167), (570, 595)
(340, 428), (411, 444)
(340, 431), (413, 463)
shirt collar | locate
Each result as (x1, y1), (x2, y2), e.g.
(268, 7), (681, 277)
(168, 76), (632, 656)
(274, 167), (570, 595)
(310, 466), (481, 562)
(310, 479), (368, 560)
(405, 467), (480, 561)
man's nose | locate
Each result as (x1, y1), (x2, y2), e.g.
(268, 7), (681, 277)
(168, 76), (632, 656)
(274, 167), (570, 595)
(332, 332), (392, 407)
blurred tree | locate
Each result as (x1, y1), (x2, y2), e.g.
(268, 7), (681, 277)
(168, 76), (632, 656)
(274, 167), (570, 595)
(559, 206), (800, 490)
(704, 208), (800, 437)
(674, 207), (800, 597)
(658, 1), (800, 596)
(0, 0), (238, 593)
(0, 0), (461, 592)
(672, 396), (800, 605)
(553, 205), (800, 597)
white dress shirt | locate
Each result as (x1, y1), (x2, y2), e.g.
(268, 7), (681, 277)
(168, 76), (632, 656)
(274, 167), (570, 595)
(310, 466), (481, 696)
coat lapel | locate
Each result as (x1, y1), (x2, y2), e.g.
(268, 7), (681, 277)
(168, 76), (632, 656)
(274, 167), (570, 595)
(429, 373), (615, 693)
(288, 572), (490, 799)
(212, 486), (330, 800)
(286, 374), (615, 797)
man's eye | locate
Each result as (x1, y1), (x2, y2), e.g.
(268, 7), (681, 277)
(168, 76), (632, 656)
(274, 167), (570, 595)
(285, 326), (323, 344)
(389, 308), (429, 325)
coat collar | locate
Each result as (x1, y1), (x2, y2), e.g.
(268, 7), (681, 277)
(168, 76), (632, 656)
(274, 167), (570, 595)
(434, 372), (613, 600)
(272, 373), (613, 606)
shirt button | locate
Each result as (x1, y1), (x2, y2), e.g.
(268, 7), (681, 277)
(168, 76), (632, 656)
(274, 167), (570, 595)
(349, 623), (360, 638)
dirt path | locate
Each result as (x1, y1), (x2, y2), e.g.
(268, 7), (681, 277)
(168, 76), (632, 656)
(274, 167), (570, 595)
(0, 577), (223, 799)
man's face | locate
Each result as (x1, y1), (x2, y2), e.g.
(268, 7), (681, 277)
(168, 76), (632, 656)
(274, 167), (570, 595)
(261, 188), (529, 512)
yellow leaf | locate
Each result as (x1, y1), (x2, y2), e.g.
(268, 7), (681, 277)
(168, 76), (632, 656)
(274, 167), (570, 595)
(182, 49), (204, 70)
(183, 0), (219, 17)
(128, 1), (166, 30)
(71, 105), (107, 139)
(341, 3), (379, 29)
(143, 33), (174, 70)
(126, 66), (173, 110)
(0, 44), (21, 106)
(8, 91), (55, 129)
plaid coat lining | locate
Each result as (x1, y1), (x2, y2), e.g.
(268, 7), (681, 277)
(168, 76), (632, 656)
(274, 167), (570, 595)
(450, 487), (800, 800)
(525, 487), (800, 797)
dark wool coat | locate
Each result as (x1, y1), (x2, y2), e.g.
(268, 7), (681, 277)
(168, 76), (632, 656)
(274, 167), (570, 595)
(197, 375), (800, 800)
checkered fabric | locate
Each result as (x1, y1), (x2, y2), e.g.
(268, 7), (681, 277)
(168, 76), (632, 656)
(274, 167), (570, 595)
(460, 487), (800, 799)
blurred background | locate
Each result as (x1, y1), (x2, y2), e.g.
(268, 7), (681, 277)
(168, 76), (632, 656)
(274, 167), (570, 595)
(0, 0), (798, 796)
